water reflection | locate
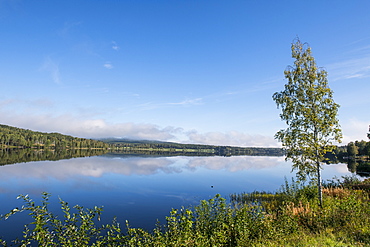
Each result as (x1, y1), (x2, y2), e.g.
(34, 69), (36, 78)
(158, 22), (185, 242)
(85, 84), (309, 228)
(0, 155), (352, 182)
(0, 155), (353, 199)
(0, 149), (365, 179)
(0, 156), (291, 181)
(185, 156), (286, 171)
(0, 156), (174, 179)
(0, 154), (354, 242)
(0, 148), (108, 166)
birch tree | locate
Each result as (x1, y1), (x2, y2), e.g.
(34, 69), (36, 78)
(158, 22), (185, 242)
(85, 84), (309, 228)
(273, 39), (342, 207)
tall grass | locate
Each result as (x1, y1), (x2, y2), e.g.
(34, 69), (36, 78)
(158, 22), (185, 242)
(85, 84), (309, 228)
(1, 177), (369, 246)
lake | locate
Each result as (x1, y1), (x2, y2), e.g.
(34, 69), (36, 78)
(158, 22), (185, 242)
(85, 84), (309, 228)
(0, 153), (353, 242)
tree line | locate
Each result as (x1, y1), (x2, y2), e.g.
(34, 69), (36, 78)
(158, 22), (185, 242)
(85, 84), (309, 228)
(0, 125), (285, 157)
(345, 140), (370, 158)
(105, 138), (285, 156)
(2, 123), (370, 161)
(0, 124), (111, 150)
(327, 141), (370, 177)
(323, 140), (370, 163)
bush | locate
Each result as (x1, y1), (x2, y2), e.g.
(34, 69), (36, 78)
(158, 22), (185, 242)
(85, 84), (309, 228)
(1, 178), (370, 246)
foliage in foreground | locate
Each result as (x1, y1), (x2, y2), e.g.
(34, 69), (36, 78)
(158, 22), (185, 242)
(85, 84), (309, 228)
(272, 38), (342, 207)
(1, 177), (370, 246)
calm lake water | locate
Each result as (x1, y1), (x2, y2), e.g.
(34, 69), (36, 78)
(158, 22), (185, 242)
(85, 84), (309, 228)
(0, 154), (352, 241)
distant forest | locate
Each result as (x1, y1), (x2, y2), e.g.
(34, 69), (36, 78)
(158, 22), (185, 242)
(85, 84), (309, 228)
(325, 140), (370, 163)
(102, 138), (285, 156)
(0, 124), (284, 156)
(0, 124), (111, 150)
(2, 123), (370, 160)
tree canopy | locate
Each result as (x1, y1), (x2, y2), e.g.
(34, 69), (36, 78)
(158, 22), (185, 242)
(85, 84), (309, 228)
(273, 39), (342, 206)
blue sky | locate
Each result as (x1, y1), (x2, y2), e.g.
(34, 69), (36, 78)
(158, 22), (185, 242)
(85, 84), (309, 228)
(1, 0), (369, 147)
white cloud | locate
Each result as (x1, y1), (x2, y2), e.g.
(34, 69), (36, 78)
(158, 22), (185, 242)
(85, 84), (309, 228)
(326, 45), (370, 82)
(0, 98), (54, 113)
(168, 98), (203, 106)
(0, 105), (280, 146)
(341, 118), (370, 144)
(134, 97), (203, 112)
(40, 57), (61, 84)
(0, 99), (17, 107)
(0, 103), (179, 140)
(186, 130), (280, 147)
(112, 41), (119, 51)
(328, 58), (370, 81)
(2, 96), (365, 147)
(57, 21), (82, 39)
(103, 62), (113, 69)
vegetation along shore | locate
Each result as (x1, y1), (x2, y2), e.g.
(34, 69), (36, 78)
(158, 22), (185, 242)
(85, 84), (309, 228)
(0, 177), (369, 246)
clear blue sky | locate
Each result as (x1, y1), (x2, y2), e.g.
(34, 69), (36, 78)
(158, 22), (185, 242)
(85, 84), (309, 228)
(1, 0), (369, 147)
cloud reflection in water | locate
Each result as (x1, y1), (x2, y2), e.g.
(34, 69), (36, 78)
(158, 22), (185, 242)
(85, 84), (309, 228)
(0, 156), (289, 181)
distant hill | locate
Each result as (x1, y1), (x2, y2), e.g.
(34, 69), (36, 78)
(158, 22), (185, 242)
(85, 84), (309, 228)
(102, 138), (284, 157)
(0, 124), (284, 156)
(100, 137), (176, 145)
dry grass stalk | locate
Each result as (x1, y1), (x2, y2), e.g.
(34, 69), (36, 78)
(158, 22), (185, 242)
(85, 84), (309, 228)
(322, 188), (350, 199)
(286, 202), (311, 216)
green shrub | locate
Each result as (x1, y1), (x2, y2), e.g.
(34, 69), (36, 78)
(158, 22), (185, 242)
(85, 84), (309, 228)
(1, 178), (370, 246)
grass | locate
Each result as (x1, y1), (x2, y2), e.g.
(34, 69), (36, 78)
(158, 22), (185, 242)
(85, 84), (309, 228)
(1, 176), (369, 246)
